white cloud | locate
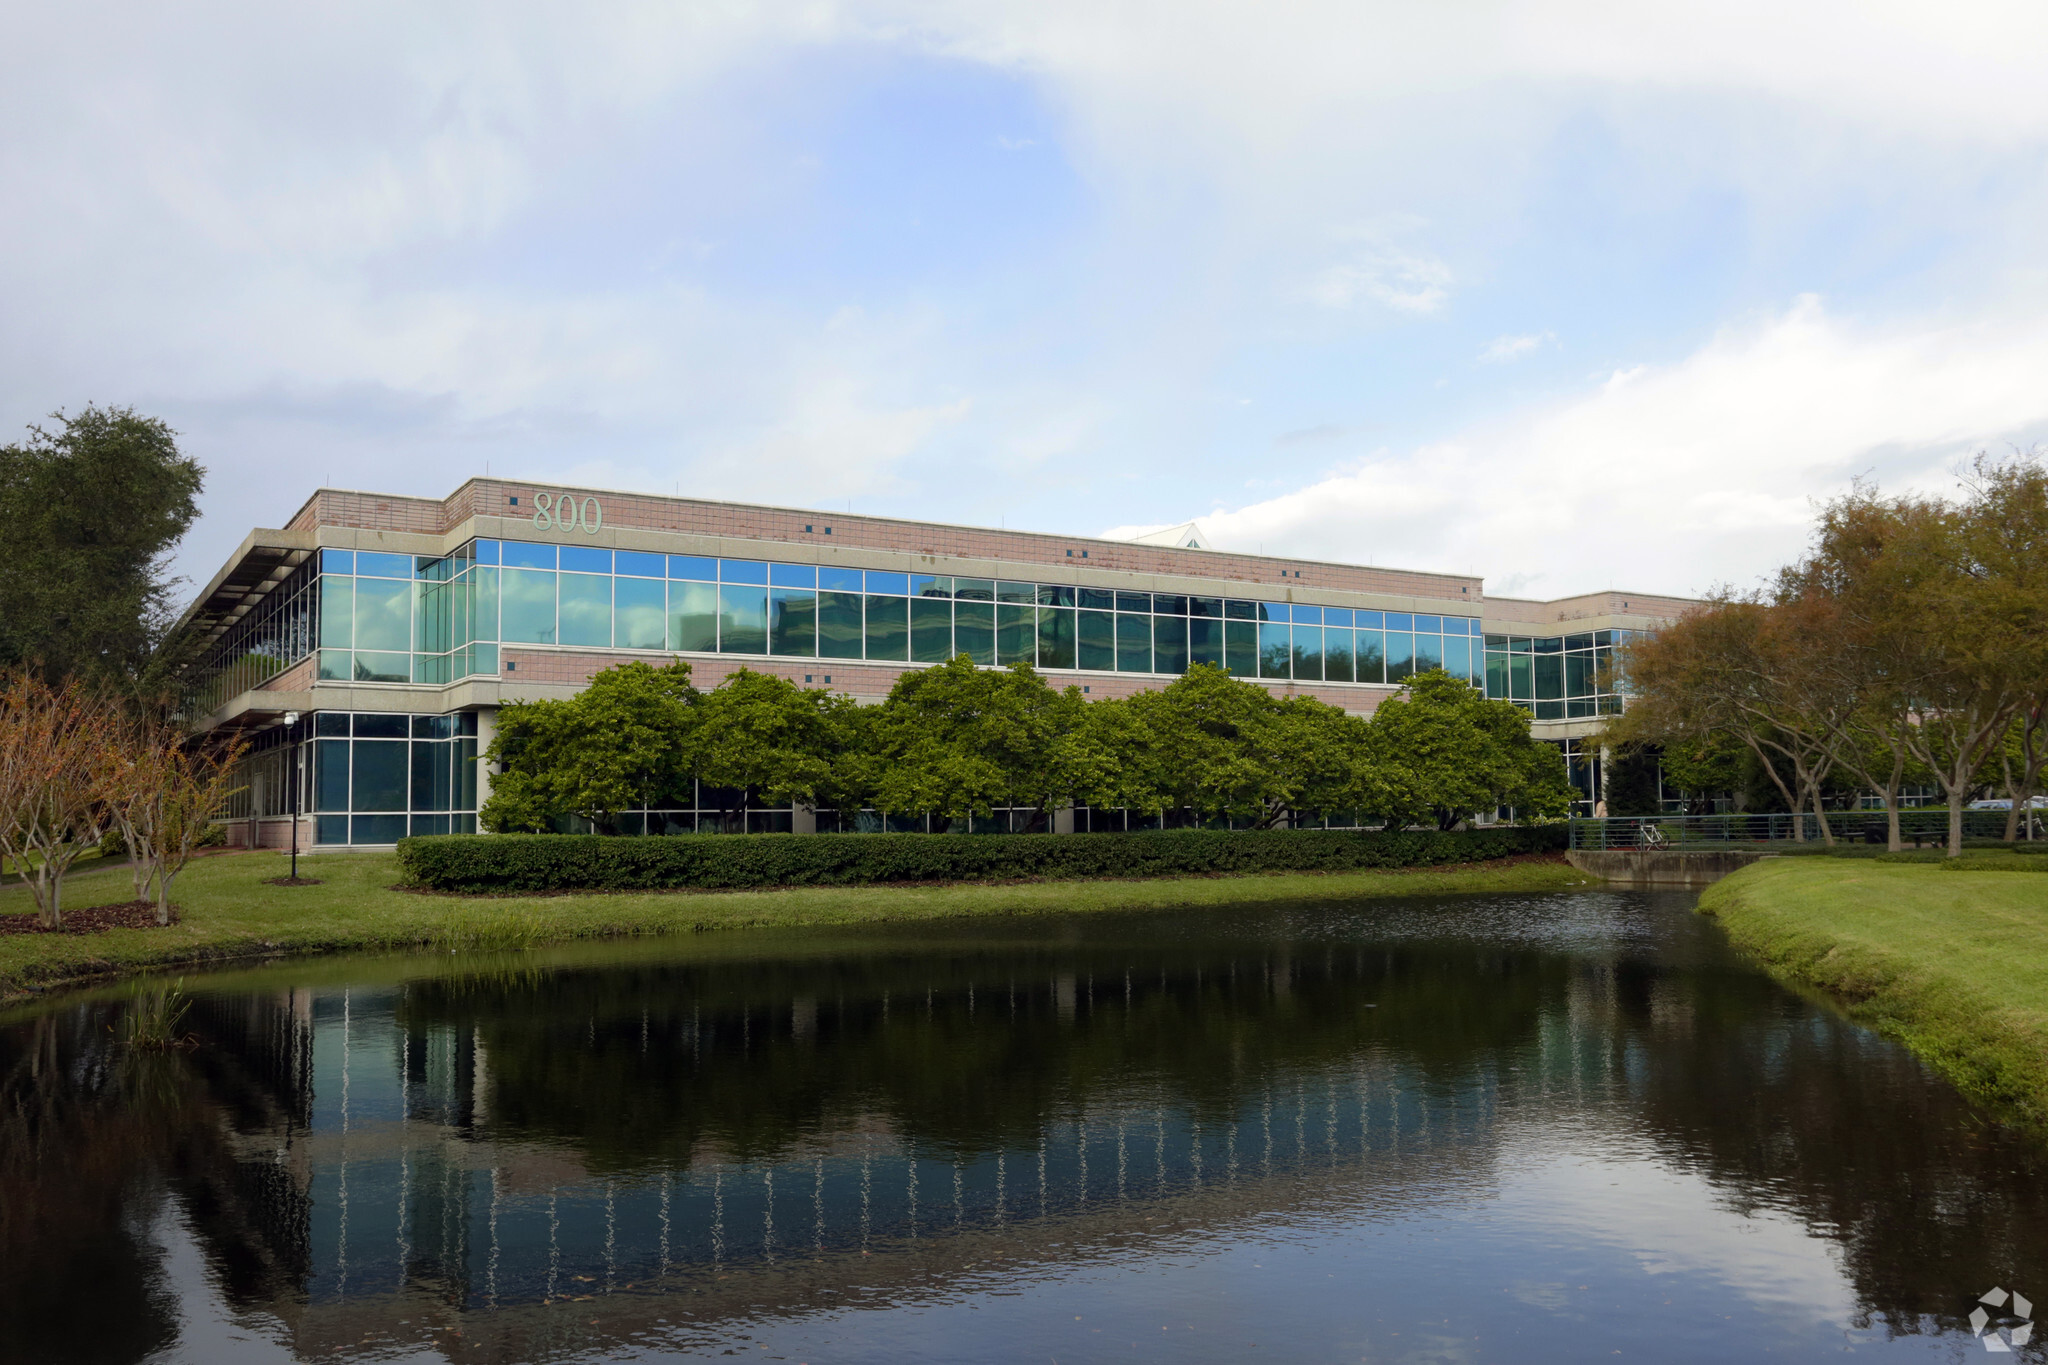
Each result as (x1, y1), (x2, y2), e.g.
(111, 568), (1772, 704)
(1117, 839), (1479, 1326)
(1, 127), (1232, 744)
(1481, 332), (1555, 363)
(1177, 297), (2048, 596)
(1311, 245), (1453, 314)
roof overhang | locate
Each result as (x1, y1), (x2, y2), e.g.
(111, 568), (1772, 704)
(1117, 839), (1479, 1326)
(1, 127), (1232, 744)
(173, 529), (320, 657)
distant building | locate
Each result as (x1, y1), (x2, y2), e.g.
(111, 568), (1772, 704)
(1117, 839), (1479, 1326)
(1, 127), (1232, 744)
(179, 481), (1696, 844)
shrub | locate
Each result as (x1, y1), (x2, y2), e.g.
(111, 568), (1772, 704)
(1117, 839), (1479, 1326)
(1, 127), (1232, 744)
(397, 825), (1568, 894)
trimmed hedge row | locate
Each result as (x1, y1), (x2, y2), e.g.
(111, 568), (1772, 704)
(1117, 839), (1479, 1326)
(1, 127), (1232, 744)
(396, 825), (1568, 894)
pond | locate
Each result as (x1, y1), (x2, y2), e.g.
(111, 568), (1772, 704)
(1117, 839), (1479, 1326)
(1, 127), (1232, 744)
(3, 889), (2046, 1363)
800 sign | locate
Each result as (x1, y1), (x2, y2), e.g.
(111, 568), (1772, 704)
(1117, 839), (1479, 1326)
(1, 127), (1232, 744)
(532, 492), (602, 535)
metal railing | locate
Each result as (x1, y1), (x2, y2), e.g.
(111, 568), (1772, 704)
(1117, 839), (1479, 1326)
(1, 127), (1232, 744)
(1568, 810), (2019, 851)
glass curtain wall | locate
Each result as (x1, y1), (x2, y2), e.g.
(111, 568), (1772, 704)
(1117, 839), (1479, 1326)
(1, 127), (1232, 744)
(1482, 631), (1625, 719)
(189, 557), (320, 715)
(309, 711), (480, 845)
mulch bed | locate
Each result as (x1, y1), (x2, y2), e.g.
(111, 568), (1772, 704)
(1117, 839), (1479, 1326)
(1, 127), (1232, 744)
(0, 901), (180, 935)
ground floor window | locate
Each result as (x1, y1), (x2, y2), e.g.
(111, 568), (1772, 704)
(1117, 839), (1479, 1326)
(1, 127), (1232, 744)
(310, 711), (480, 845)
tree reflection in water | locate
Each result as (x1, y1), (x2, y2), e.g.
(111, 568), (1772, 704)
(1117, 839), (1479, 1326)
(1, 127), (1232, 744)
(2, 891), (2046, 1362)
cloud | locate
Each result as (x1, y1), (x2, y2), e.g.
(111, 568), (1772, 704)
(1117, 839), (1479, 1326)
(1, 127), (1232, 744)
(1481, 332), (1556, 363)
(1310, 244), (1453, 314)
(1176, 297), (2048, 596)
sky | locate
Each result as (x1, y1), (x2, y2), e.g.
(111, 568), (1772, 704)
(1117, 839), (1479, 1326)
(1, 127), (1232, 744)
(5, 1), (2048, 605)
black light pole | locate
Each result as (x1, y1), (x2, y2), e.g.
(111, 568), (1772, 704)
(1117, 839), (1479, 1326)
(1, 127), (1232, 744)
(283, 711), (301, 881)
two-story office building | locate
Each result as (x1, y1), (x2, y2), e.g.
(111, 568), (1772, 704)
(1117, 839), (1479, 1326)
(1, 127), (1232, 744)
(178, 480), (1697, 845)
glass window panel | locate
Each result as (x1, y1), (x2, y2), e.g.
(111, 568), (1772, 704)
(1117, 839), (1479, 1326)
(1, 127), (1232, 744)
(668, 582), (717, 652)
(911, 597), (952, 663)
(995, 603), (1035, 663)
(472, 566), (498, 641)
(1594, 629), (1614, 647)
(668, 555), (716, 581)
(1036, 584), (1074, 607)
(321, 549), (355, 573)
(912, 573), (951, 598)
(1291, 625), (1323, 681)
(1325, 628), (1354, 682)
(317, 649), (351, 681)
(954, 600), (995, 663)
(1413, 614), (1441, 633)
(1511, 636), (1533, 653)
(1413, 632), (1443, 674)
(954, 578), (995, 602)
(1510, 653), (1533, 699)
(1115, 613), (1153, 672)
(1224, 620), (1257, 677)
(1153, 593), (1188, 616)
(1323, 607), (1354, 628)
(997, 580), (1034, 604)
(1442, 635), (1471, 681)
(867, 571), (911, 597)
(1078, 587), (1115, 611)
(355, 551), (411, 579)
(1189, 617), (1225, 668)
(1114, 590), (1151, 614)
(1258, 602), (1285, 621)
(352, 814), (406, 844)
(316, 713), (350, 737)
(818, 591), (864, 659)
(1190, 596), (1224, 618)
(412, 653), (449, 685)
(1485, 633), (1509, 649)
(558, 573), (612, 647)
(768, 587), (817, 656)
(320, 575), (353, 647)
(866, 595), (910, 661)
(1037, 607), (1076, 669)
(353, 577), (411, 652)
(1535, 699), (1565, 720)
(1153, 615), (1189, 674)
(1291, 604), (1322, 624)
(1535, 653), (1563, 700)
(1566, 652), (1592, 698)
(1465, 618), (1485, 635)
(351, 740), (407, 810)
(354, 652), (411, 684)
(1565, 632), (1595, 651)
(355, 714), (407, 737)
(1078, 610), (1115, 670)
(1381, 612), (1410, 632)
(768, 563), (816, 588)
(608, 550), (661, 579)
(1385, 632), (1415, 683)
(1534, 636), (1563, 654)
(471, 539), (500, 565)
(820, 567), (864, 593)
(1352, 610), (1381, 629)
(411, 740), (453, 811)
(1355, 630), (1385, 683)
(1568, 698), (1596, 718)
(559, 546), (609, 574)
(1257, 622), (1291, 679)
(1486, 651), (1510, 697)
(314, 739), (350, 810)
(502, 542), (555, 570)
(718, 585), (768, 654)
(472, 643), (498, 675)
(500, 569), (557, 644)
(719, 560), (767, 585)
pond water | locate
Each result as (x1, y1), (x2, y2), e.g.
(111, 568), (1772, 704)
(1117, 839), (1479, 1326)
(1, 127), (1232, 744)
(4, 889), (2047, 1364)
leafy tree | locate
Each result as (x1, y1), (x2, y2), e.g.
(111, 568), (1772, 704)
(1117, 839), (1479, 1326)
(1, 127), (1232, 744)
(1656, 732), (1745, 814)
(1367, 669), (1574, 829)
(0, 408), (204, 684)
(1603, 746), (1664, 817)
(481, 661), (698, 833)
(693, 668), (865, 828)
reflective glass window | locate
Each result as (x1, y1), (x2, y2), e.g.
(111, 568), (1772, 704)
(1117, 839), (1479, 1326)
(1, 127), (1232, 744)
(615, 578), (667, 650)
(502, 542), (556, 570)
(1485, 634), (1509, 649)
(1535, 700), (1565, 720)
(353, 577), (411, 652)
(1191, 596), (1223, 618)
(357, 551), (412, 579)
(1153, 615), (1189, 674)
(868, 571), (911, 597)
(355, 715), (412, 739)
(558, 573), (612, 647)
(912, 574), (951, 598)
(770, 563), (817, 588)
(1535, 653), (1563, 700)
(1486, 651), (1510, 697)
(316, 713), (350, 737)
(820, 567), (863, 593)
(954, 578), (995, 602)
(1510, 653), (1533, 699)
(560, 546), (610, 574)
(1565, 632), (1594, 652)
(1534, 636), (1563, 654)
(770, 587), (817, 657)
(1413, 631), (1442, 674)
(1324, 608), (1354, 628)
(472, 540), (500, 566)
(1224, 599), (1257, 620)
(1356, 610), (1384, 629)
(1291, 625), (1323, 681)
(472, 566), (498, 641)
(1355, 630), (1385, 683)
(352, 814), (407, 844)
(1512, 636), (1534, 654)
(1036, 584), (1075, 607)
(1078, 610), (1115, 670)
(1325, 629), (1354, 682)
(1189, 617), (1225, 668)
(1115, 590), (1151, 614)
(1257, 622), (1291, 679)
(1385, 631), (1415, 683)
(818, 592), (864, 659)
(997, 580), (1034, 604)
(314, 739), (350, 810)
(320, 576), (353, 647)
(1441, 635), (1470, 681)
(955, 600), (995, 663)
(1292, 604), (1322, 624)
(911, 597), (952, 662)
(351, 740), (407, 810)
(720, 559), (768, 586)
(996, 603), (1035, 663)
(718, 585), (768, 654)
(1224, 620), (1257, 677)
(1566, 652), (1592, 698)
(1594, 629), (1614, 647)
(1384, 612), (1412, 632)
(669, 582), (718, 652)
(1153, 594), (1188, 616)
(1414, 614), (1441, 633)
(668, 555), (716, 581)
(317, 649), (351, 681)
(1258, 602), (1285, 622)
(1078, 588), (1115, 611)
(472, 643), (498, 675)
(1115, 613), (1153, 672)
(1037, 607), (1076, 669)
(866, 594), (910, 661)
(321, 549), (355, 573)
(411, 740), (453, 810)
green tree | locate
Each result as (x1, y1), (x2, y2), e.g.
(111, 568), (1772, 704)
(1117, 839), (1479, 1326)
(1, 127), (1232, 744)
(1367, 669), (1574, 829)
(0, 408), (204, 684)
(693, 668), (865, 828)
(481, 661), (698, 833)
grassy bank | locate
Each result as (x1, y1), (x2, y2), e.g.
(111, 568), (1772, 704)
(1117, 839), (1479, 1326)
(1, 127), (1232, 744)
(1699, 858), (2048, 1126)
(0, 848), (1591, 1002)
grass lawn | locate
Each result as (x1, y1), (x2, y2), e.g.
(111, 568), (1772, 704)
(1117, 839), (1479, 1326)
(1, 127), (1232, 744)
(0, 848), (1592, 1002)
(1699, 857), (2048, 1127)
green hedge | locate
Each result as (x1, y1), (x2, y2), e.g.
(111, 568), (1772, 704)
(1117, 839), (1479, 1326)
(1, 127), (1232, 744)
(397, 825), (1569, 894)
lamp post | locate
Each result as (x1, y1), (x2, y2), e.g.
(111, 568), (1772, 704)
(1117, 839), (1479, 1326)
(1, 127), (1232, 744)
(283, 711), (301, 882)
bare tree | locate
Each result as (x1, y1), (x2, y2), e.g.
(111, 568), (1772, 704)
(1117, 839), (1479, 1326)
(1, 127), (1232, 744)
(0, 674), (115, 927)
